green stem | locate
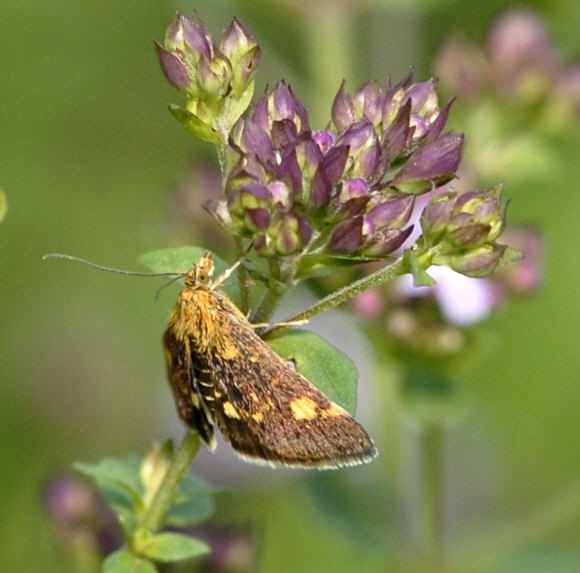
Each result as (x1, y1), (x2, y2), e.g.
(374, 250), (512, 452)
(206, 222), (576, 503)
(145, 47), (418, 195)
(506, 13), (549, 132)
(234, 238), (250, 315)
(139, 431), (201, 534)
(251, 258), (288, 324)
(264, 255), (408, 339)
(417, 420), (445, 570)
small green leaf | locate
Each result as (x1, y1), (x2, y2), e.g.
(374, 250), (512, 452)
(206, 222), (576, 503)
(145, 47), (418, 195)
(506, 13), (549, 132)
(102, 550), (158, 573)
(268, 330), (358, 414)
(138, 246), (239, 302)
(74, 456), (143, 498)
(74, 456), (144, 528)
(167, 474), (215, 527)
(138, 246), (211, 274)
(169, 105), (223, 144)
(139, 532), (210, 563)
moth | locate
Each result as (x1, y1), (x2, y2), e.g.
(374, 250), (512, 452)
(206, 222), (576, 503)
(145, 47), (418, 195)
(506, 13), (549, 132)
(163, 253), (377, 469)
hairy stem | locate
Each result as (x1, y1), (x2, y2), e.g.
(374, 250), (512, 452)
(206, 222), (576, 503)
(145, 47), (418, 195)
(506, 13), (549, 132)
(139, 431), (201, 534)
(251, 258), (288, 324)
(264, 255), (408, 339)
(234, 238), (250, 315)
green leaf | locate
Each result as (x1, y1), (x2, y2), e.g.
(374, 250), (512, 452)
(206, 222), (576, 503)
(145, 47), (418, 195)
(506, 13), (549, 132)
(267, 330), (358, 414)
(138, 246), (212, 274)
(137, 246), (239, 302)
(167, 473), (215, 527)
(74, 456), (144, 530)
(139, 532), (210, 563)
(102, 550), (158, 573)
(168, 105), (223, 144)
(74, 455), (143, 498)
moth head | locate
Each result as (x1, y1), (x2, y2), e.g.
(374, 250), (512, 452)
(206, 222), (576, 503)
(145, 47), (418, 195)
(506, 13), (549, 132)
(186, 252), (215, 287)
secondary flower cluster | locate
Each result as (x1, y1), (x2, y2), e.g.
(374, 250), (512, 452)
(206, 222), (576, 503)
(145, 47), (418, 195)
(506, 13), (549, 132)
(419, 184), (507, 277)
(205, 78), (464, 258)
(156, 14), (261, 143)
(435, 7), (580, 119)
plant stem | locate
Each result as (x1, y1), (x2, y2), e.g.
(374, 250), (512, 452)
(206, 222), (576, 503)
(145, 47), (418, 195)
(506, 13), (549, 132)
(139, 431), (201, 534)
(234, 238), (250, 314)
(264, 255), (408, 339)
(417, 419), (445, 570)
(251, 258), (287, 324)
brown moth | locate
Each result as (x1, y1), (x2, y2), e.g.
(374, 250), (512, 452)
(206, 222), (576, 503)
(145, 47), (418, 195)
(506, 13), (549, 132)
(163, 253), (377, 469)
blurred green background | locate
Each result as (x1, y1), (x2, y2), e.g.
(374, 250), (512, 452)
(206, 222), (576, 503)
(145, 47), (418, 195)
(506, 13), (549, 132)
(2, 0), (580, 571)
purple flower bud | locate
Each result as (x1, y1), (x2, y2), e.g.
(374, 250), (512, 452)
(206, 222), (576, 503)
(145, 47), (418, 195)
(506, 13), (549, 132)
(294, 138), (323, 181)
(271, 214), (304, 254)
(271, 82), (310, 132)
(391, 133), (464, 194)
(155, 42), (193, 90)
(165, 14), (213, 61)
(353, 81), (385, 126)
(267, 180), (291, 208)
(310, 145), (349, 208)
(366, 194), (415, 229)
(404, 79), (439, 119)
(198, 54), (230, 98)
(329, 178), (370, 219)
(329, 216), (365, 253)
(383, 99), (412, 162)
(239, 120), (275, 165)
(240, 182), (271, 209)
(382, 72), (414, 124)
(276, 150), (304, 197)
(338, 120), (382, 179)
(313, 130), (335, 155)
(271, 119), (300, 151)
(246, 207), (271, 230)
(449, 222), (493, 247)
(447, 243), (507, 277)
(332, 81), (356, 132)
(221, 17), (258, 60)
(420, 191), (457, 241)
(451, 185), (506, 242)
(363, 226), (414, 256)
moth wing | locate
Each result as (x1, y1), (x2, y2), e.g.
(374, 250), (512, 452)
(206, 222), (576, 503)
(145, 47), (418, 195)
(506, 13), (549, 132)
(163, 327), (216, 449)
(211, 323), (377, 469)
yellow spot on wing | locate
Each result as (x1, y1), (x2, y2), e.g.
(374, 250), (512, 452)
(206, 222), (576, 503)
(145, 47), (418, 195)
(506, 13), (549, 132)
(290, 397), (318, 420)
(322, 403), (347, 417)
(223, 401), (241, 419)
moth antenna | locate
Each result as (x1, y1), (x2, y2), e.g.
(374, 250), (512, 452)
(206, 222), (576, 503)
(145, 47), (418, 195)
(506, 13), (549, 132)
(155, 275), (186, 301)
(42, 253), (182, 278)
